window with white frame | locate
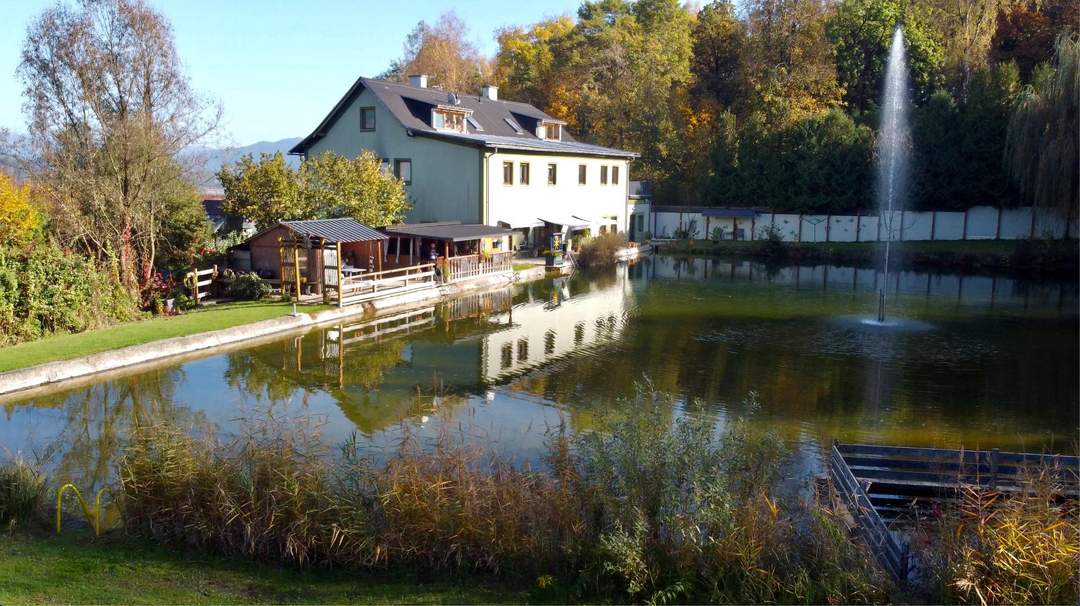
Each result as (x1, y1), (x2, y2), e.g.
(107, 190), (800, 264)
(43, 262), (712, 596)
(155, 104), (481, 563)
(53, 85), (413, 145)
(502, 161), (513, 185)
(394, 159), (412, 185)
(433, 108), (467, 133)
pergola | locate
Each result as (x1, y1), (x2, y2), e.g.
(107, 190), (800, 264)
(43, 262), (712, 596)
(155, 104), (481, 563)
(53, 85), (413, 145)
(382, 221), (515, 265)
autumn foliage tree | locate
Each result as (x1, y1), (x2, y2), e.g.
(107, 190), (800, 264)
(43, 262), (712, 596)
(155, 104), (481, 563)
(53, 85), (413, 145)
(0, 173), (42, 248)
(218, 151), (410, 231)
(18, 0), (219, 291)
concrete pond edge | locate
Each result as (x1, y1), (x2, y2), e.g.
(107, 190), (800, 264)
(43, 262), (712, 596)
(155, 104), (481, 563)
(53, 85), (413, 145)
(0, 266), (557, 400)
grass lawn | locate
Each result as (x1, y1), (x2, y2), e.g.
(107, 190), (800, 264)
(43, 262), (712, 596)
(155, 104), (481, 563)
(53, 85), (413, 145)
(0, 301), (332, 374)
(0, 533), (538, 605)
(512, 262), (540, 271)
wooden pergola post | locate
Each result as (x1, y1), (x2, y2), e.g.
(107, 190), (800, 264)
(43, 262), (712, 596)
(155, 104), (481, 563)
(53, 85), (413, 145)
(336, 241), (343, 308)
(293, 237), (301, 298)
(277, 236), (286, 295)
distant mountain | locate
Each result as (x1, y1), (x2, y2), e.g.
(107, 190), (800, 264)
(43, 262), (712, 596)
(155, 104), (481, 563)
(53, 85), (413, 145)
(187, 137), (302, 191)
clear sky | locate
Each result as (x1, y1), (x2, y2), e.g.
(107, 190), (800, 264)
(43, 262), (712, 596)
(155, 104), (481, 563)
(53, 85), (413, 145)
(0, 0), (579, 146)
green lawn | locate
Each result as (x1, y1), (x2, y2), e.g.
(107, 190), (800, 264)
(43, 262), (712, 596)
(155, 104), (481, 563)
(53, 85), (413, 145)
(0, 301), (332, 373)
(0, 533), (537, 605)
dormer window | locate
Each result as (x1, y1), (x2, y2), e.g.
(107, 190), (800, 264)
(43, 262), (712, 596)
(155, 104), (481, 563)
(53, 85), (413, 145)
(542, 123), (561, 141)
(432, 108), (468, 133)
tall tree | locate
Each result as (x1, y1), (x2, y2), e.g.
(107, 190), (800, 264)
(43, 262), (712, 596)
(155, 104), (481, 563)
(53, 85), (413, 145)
(689, 0), (748, 111)
(389, 12), (490, 93)
(494, 17), (576, 113)
(826, 0), (943, 112)
(18, 0), (219, 289)
(0, 173), (42, 248)
(742, 0), (844, 125)
(990, 0), (1079, 82)
(1005, 34), (1079, 212)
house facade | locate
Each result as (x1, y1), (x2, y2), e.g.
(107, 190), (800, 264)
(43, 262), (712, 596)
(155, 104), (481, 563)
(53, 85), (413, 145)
(290, 76), (638, 248)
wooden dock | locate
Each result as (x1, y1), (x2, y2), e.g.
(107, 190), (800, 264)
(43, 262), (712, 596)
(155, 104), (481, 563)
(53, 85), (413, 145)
(829, 440), (1079, 583)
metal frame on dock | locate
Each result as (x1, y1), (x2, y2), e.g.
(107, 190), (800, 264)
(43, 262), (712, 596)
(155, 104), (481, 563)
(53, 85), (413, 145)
(829, 440), (1079, 584)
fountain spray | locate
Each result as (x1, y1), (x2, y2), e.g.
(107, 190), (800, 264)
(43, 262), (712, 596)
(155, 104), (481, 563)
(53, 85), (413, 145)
(877, 26), (910, 323)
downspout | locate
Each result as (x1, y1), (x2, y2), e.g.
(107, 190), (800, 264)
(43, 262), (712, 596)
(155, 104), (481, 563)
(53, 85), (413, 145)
(481, 147), (496, 225)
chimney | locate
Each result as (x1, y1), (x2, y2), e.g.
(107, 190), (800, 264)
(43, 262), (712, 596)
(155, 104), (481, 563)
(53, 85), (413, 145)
(408, 74), (428, 88)
(481, 85), (498, 101)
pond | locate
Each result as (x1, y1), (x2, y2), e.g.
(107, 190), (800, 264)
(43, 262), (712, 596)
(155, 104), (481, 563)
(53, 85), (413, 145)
(2, 256), (1077, 490)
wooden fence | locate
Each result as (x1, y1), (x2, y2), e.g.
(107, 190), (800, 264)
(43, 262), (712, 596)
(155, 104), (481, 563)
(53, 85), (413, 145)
(445, 251), (514, 283)
(183, 265), (218, 305)
(336, 263), (436, 307)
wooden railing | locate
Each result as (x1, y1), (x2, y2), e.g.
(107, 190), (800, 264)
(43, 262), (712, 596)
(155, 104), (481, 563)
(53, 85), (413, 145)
(336, 263), (435, 306)
(183, 265), (218, 305)
(445, 251), (514, 282)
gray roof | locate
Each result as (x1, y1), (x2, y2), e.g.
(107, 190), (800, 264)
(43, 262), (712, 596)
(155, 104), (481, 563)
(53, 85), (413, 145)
(291, 77), (638, 159)
(382, 221), (515, 242)
(281, 218), (388, 242)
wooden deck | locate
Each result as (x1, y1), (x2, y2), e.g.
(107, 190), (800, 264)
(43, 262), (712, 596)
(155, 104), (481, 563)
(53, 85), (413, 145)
(829, 440), (1079, 583)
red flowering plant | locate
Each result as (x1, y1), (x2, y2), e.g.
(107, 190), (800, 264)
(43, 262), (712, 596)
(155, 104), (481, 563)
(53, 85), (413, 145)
(140, 271), (179, 315)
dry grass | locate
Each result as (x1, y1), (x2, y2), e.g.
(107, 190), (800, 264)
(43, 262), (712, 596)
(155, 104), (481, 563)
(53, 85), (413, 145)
(113, 388), (895, 603)
(918, 466), (1080, 605)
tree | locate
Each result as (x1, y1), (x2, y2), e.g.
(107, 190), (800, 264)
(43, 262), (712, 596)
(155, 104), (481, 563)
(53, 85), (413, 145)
(0, 173), (42, 248)
(742, 0), (844, 125)
(494, 17), (576, 112)
(690, 1), (748, 110)
(299, 151), (410, 228)
(219, 151), (410, 230)
(911, 62), (1021, 210)
(827, 0), (943, 112)
(990, 0), (1079, 82)
(218, 152), (303, 231)
(923, 0), (1010, 97)
(1005, 34), (1079, 212)
(390, 12), (490, 93)
(18, 0), (219, 290)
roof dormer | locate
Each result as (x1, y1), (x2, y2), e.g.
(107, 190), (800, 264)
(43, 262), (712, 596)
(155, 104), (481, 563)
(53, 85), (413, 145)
(536, 120), (566, 141)
(432, 105), (472, 133)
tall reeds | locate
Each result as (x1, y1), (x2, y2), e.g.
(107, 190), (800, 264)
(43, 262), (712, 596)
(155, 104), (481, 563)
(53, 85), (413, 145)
(0, 459), (46, 530)
(919, 465), (1080, 605)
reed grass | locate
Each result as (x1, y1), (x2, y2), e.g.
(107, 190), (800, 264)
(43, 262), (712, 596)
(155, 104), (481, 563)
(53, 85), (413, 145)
(0, 459), (46, 530)
(113, 386), (895, 603)
(918, 465), (1080, 605)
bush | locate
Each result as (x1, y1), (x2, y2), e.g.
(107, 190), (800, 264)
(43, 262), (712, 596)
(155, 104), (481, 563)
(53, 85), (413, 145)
(0, 244), (139, 346)
(576, 232), (628, 268)
(226, 272), (270, 301)
(0, 460), (46, 530)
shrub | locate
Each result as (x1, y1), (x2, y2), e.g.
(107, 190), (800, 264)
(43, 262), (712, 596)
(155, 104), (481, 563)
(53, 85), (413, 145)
(226, 272), (270, 301)
(0, 460), (46, 530)
(576, 232), (628, 268)
(0, 244), (139, 346)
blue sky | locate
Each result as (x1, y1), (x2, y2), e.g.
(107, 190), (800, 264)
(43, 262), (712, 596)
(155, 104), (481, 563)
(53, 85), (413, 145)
(0, 0), (579, 146)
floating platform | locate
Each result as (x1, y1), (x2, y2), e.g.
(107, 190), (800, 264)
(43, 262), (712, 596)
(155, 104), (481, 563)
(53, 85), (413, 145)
(828, 440), (1079, 583)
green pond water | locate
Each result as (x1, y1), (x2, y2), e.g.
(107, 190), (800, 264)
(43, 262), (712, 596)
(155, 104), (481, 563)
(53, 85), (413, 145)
(2, 256), (1077, 489)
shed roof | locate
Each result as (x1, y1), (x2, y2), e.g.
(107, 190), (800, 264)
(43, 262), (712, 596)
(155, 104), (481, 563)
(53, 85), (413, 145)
(281, 218), (388, 242)
(382, 221), (515, 242)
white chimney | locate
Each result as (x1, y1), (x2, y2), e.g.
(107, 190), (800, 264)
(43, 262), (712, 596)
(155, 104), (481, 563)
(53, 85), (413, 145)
(408, 74), (428, 88)
(481, 85), (498, 101)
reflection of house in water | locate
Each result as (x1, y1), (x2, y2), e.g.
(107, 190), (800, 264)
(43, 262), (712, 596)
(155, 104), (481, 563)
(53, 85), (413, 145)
(478, 271), (633, 383)
(250, 269), (637, 434)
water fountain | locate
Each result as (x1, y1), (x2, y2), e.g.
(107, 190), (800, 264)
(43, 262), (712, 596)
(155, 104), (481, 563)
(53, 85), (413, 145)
(875, 26), (910, 324)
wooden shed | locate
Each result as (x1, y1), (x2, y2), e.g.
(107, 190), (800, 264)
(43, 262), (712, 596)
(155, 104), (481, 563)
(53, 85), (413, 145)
(240, 218), (388, 296)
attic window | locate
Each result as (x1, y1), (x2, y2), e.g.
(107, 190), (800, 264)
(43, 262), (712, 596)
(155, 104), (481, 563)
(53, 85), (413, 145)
(542, 123), (561, 141)
(504, 117), (524, 134)
(466, 116), (483, 131)
(433, 108), (467, 133)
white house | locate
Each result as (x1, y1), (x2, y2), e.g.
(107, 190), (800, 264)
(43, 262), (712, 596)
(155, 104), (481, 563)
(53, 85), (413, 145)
(290, 75), (639, 249)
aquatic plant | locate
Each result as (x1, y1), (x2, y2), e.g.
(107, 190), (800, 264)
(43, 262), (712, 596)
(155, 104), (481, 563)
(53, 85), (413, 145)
(114, 386), (894, 603)
(0, 459), (46, 530)
(918, 465), (1080, 605)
